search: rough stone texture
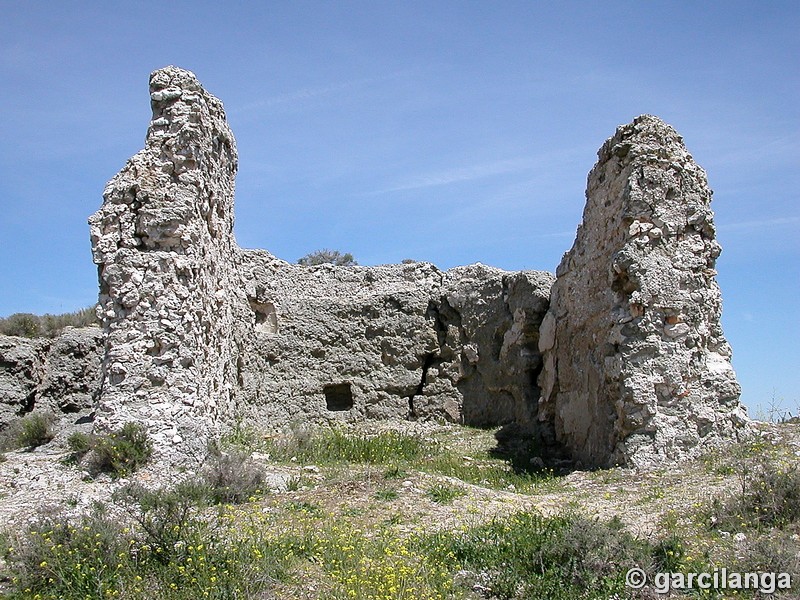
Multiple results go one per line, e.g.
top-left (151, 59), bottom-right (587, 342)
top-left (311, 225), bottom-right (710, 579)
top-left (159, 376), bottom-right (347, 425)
top-left (0, 336), bottom-right (44, 427)
top-left (538, 115), bottom-right (748, 468)
top-left (89, 67), bottom-right (249, 452)
top-left (89, 67), bottom-right (552, 454)
top-left (0, 327), bottom-right (103, 431)
top-left (238, 253), bottom-right (553, 431)
top-left (84, 69), bottom-right (745, 468)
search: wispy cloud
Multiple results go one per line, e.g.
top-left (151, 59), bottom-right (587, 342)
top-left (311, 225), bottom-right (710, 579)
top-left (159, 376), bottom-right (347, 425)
top-left (720, 215), bottom-right (800, 232)
top-left (374, 156), bottom-right (549, 195)
top-left (708, 132), bottom-right (800, 169)
top-left (373, 143), bottom-right (593, 196)
top-left (232, 69), bottom-right (420, 117)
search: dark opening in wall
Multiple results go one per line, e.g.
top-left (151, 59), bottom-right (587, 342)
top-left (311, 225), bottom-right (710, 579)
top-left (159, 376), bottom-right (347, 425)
top-left (324, 383), bottom-right (354, 411)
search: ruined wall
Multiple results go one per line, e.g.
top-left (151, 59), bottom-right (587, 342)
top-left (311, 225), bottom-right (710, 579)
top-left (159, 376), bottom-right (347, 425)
top-left (82, 69), bottom-right (745, 467)
top-left (0, 327), bottom-right (102, 431)
top-left (88, 67), bottom-right (553, 452)
top-left (89, 67), bottom-right (249, 451)
top-left (538, 115), bottom-right (748, 468)
top-left (238, 252), bottom-right (553, 430)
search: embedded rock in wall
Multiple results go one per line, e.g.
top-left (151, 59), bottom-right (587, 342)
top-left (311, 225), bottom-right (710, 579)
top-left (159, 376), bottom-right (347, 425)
top-left (237, 253), bottom-right (554, 431)
top-left (0, 327), bottom-right (103, 431)
top-left (538, 115), bottom-right (748, 468)
top-left (89, 67), bottom-right (249, 451)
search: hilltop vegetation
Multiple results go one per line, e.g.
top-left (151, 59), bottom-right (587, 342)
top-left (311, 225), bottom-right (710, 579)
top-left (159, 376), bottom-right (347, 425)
top-left (0, 307), bottom-right (98, 338)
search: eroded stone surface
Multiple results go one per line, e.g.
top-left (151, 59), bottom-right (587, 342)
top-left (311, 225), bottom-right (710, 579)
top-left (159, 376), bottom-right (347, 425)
top-left (0, 327), bottom-right (102, 431)
top-left (238, 253), bottom-right (553, 431)
top-left (89, 67), bottom-right (249, 452)
top-left (88, 67), bottom-right (554, 455)
top-left (82, 71), bottom-right (746, 468)
top-left (538, 115), bottom-right (748, 468)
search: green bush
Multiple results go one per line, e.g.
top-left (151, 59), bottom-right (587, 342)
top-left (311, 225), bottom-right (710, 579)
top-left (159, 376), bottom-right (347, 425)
top-left (0, 306), bottom-right (98, 338)
top-left (0, 413), bottom-right (55, 450)
top-left (297, 248), bottom-right (358, 266)
top-left (90, 422), bottom-right (153, 476)
top-left (66, 431), bottom-right (92, 454)
top-left (19, 413), bottom-right (54, 448)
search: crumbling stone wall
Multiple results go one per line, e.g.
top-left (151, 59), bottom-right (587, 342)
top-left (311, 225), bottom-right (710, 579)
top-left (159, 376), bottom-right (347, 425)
top-left (0, 327), bottom-right (102, 431)
top-left (80, 69), bottom-right (748, 467)
top-left (238, 252), bottom-right (553, 429)
top-left (87, 67), bottom-right (552, 455)
top-left (89, 67), bottom-right (249, 451)
top-left (537, 115), bottom-right (748, 468)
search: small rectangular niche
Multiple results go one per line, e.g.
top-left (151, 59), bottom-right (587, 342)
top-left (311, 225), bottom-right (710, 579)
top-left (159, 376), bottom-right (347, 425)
top-left (324, 383), bottom-right (354, 411)
top-left (249, 299), bottom-right (278, 334)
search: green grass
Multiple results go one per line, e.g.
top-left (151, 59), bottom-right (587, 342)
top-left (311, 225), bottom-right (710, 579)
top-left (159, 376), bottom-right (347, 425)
top-left (374, 488), bottom-right (399, 501)
top-left (259, 425), bottom-right (555, 494)
top-left (264, 427), bottom-right (431, 465)
top-left (426, 483), bottom-right (465, 504)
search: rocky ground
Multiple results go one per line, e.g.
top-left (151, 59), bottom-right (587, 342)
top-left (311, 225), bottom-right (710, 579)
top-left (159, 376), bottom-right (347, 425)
top-left (0, 419), bottom-right (798, 598)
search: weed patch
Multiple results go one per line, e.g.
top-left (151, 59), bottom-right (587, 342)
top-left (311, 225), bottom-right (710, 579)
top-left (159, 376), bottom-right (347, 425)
top-left (418, 511), bottom-right (674, 599)
top-left (426, 482), bottom-right (465, 504)
top-left (87, 422), bottom-right (153, 476)
top-left (0, 413), bottom-right (54, 451)
top-left (709, 459), bottom-right (800, 530)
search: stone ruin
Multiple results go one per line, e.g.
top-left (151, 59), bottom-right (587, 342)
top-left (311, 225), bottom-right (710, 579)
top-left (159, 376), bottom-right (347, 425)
top-left (0, 66), bottom-right (749, 468)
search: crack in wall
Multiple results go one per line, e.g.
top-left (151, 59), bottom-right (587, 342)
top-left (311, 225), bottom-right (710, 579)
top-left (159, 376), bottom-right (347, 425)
top-left (407, 352), bottom-right (436, 419)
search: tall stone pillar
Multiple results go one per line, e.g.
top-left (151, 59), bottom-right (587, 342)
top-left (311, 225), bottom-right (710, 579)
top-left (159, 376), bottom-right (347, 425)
top-left (538, 115), bottom-right (748, 468)
top-left (89, 67), bottom-right (246, 452)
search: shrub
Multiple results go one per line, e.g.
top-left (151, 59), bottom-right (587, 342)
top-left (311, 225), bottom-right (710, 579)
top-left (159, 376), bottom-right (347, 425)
top-left (66, 431), bottom-right (92, 454)
top-left (1, 504), bottom-right (130, 598)
top-left (419, 511), bottom-right (660, 599)
top-left (201, 447), bottom-right (266, 504)
top-left (3, 491), bottom-right (291, 599)
top-left (0, 313), bottom-right (41, 337)
top-left (91, 422), bottom-right (153, 476)
top-left (0, 413), bottom-right (55, 450)
top-left (0, 306), bottom-right (98, 338)
top-left (297, 248), bottom-right (358, 266)
top-left (710, 459), bottom-right (800, 530)
top-left (18, 413), bottom-right (54, 448)
top-left (115, 482), bottom-right (209, 563)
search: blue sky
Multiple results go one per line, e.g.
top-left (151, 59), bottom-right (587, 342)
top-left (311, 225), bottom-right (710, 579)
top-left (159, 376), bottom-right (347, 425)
top-left (0, 1), bottom-right (797, 417)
